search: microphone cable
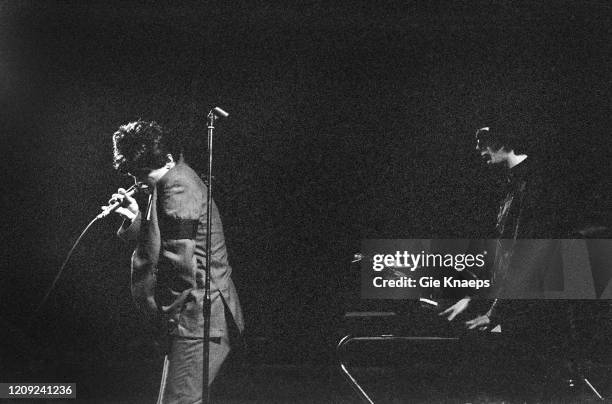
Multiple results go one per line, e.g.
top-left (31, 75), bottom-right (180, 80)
top-left (33, 215), bottom-right (101, 317)
top-left (32, 183), bottom-right (140, 322)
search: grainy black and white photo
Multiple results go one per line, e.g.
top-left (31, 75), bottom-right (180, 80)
top-left (1, 1), bottom-right (611, 403)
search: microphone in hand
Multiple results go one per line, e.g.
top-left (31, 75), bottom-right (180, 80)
top-left (97, 184), bottom-right (141, 220)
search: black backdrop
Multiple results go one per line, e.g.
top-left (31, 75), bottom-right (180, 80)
top-left (2, 0), bottom-right (611, 384)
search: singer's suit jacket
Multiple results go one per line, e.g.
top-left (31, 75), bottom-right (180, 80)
top-left (118, 160), bottom-right (244, 339)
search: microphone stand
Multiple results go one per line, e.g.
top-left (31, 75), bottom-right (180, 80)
top-left (202, 107), bottom-right (228, 404)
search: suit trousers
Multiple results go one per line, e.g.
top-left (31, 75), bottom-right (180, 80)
top-left (156, 334), bottom-right (230, 404)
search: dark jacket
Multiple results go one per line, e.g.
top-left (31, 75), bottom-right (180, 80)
top-left (488, 158), bottom-right (564, 325)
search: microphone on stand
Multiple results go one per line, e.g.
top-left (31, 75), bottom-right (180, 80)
top-left (96, 183), bottom-right (140, 219)
top-left (209, 107), bottom-right (229, 119)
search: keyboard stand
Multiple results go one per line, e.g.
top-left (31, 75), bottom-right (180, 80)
top-left (337, 334), bottom-right (460, 404)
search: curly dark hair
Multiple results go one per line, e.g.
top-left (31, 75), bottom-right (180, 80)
top-left (112, 120), bottom-right (172, 174)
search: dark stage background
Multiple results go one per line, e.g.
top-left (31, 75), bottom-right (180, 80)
top-left (1, 1), bottom-right (611, 401)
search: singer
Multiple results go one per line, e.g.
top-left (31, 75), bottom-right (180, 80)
top-left (109, 120), bottom-right (244, 403)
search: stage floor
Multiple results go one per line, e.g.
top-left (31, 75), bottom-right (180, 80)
top-left (29, 362), bottom-right (611, 404)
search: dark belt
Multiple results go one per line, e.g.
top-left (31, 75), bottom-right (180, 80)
top-left (161, 219), bottom-right (199, 240)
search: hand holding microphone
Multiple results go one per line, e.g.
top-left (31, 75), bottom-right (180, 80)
top-left (98, 185), bottom-right (141, 220)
